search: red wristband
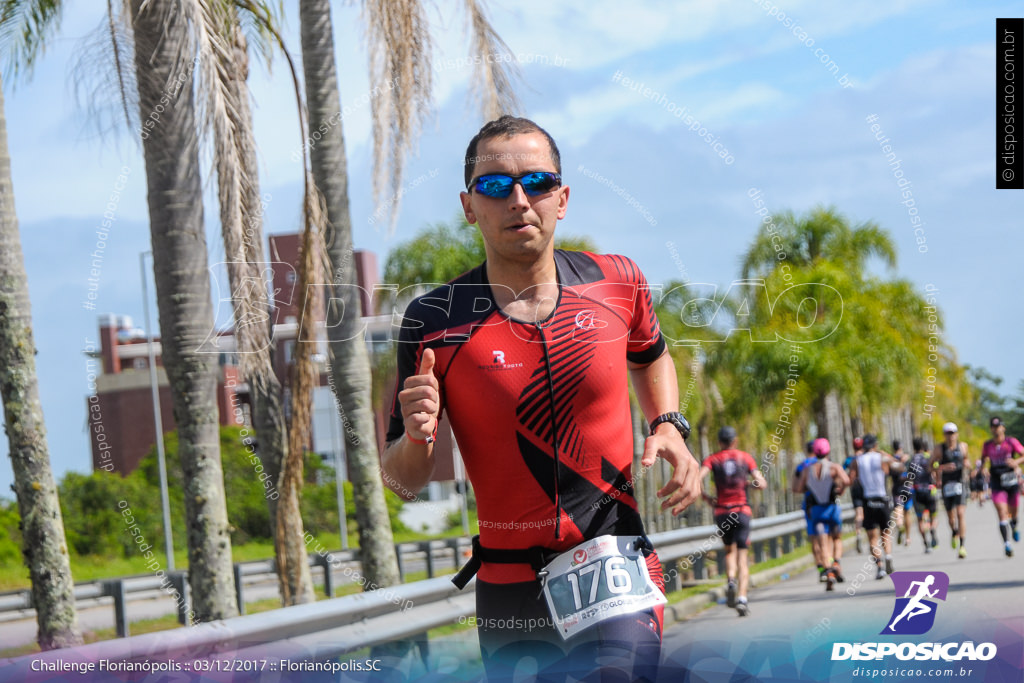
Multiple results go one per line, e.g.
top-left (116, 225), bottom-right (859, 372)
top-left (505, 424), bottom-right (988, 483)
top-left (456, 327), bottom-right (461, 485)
top-left (406, 425), bottom-right (437, 445)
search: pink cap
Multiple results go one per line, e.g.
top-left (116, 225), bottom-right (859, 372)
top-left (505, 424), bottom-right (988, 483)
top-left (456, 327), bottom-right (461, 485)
top-left (812, 438), bottom-right (831, 456)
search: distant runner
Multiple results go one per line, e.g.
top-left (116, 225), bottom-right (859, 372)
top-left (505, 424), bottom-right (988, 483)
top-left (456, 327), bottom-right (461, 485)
top-left (978, 416), bottom-right (1024, 557)
top-left (907, 437), bottom-right (938, 552)
top-left (890, 439), bottom-right (913, 547)
top-left (795, 438), bottom-right (850, 591)
top-left (845, 436), bottom-right (867, 554)
top-left (700, 426), bottom-right (767, 616)
top-left (969, 465), bottom-right (989, 507)
top-left (931, 422), bottom-right (969, 559)
top-left (849, 434), bottom-right (900, 579)
top-left (793, 440), bottom-right (828, 581)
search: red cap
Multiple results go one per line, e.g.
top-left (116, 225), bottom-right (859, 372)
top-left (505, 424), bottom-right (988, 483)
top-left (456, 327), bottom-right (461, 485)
top-left (853, 437), bottom-right (864, 449)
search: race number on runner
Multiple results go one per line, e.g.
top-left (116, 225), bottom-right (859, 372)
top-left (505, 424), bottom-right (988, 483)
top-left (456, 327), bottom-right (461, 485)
top-left (541, 535), bottom-right (666, 640)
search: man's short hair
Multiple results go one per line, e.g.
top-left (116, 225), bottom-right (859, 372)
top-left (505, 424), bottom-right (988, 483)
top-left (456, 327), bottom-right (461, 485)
top-left (463, 115), bottom-right (562, 187)
top-left (717, 425), bottom-right (737, 444)
top-left (912, 436), bottom-right (927, 453)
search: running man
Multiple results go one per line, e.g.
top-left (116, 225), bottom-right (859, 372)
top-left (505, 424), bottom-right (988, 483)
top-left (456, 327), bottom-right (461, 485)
top-left (969, 462), bottom-right (988, 507)
top-left (793, 440), bottom-right (828, 581)
top-left (931, 422), bottom-right (969, 559)
top-left (845, 436), bottom-right (866, 553)
top-left (978, 416), bottom-right (1024, 557)
top-left (849, 434), bottom-right (900, 579)
top-left (382, 116), bottom-right (701, 682)
top-left (887, 575), bottom-right (939, 632)
top-left (795, 438), bottom-right (850, 591)
top-left (907, 437), bottom-right (939, 552)
top-left (700, 426), bottom-right (767, 616)
top-left (890, 439), bottom-right (913, 547)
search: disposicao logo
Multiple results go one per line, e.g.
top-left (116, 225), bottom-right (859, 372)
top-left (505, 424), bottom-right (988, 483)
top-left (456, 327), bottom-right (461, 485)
top-left (882, 571), bottom-right (948, 635)
top-left (832, 571), bottom-right (997, 662)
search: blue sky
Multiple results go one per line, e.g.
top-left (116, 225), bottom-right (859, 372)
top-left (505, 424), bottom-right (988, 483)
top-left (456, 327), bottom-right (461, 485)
top-left (2, 0), bottom-right (1022, 496)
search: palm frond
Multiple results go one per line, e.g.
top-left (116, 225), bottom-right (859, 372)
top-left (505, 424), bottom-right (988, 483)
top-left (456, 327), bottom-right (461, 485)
top-left (0, 0), bottom-right (64, 80)
top-left (363, 0), bottom-right (433, 232)
top-left (233, 0), bottom-right (281, 72)
top-left (105, 0), bottom-right (134, 129)
top-left (178, 0), bottom-right (275, 383)
top-left (463, 0), bottom-right (521, 120)
top-left (68, 1), bottom-right (138, 143)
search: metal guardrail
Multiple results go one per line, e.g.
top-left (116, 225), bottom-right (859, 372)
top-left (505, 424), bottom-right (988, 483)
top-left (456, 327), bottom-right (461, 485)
top-left (0, 537), bottom-right (472, 636)
top-left (2, 509), bottom-right (845, 679)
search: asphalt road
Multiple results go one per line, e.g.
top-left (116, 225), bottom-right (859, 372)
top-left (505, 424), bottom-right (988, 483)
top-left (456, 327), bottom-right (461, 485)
top-left (657, 501), bottom-right (1024, 682)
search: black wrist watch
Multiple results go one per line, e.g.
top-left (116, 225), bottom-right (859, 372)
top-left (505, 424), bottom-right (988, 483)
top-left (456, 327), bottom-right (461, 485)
top-left (649, 412), bottom-right (691, 440)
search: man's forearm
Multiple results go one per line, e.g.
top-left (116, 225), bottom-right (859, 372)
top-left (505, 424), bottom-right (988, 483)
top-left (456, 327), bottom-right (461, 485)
top-left (381, 437), bottom-right (436, 499)
top-left (628, 350), bottom-right (680, 421)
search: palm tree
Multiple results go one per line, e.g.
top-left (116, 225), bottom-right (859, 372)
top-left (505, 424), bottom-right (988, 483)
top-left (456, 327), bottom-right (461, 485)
top-left (205, 2), bottom-right (315, 605)
top-left (741, 205), bottom-right (896, 279)
top-left (299, 0), bottom-right (402, 591)
top-left (0, 73), bottom-right (83, 650)
top-left (129, 0), bottom-right (237, 621)
top-left (0, 1), bottom-right (83, 650)
top-left (737, 206), bottom-right (900, 455)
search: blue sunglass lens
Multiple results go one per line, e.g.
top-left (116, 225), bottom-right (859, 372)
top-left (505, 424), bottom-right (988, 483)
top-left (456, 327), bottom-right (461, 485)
top-left (474, 173), bottom-right (560, 197)
top-left (476, 176), bottom-right (515, 197)
top-left (520, 173), bottom-right (559, 194)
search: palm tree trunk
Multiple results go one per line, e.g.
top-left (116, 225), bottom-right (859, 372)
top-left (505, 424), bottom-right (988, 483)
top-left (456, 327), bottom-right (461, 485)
top-left (130, 0), bottom-right (237, 621)
top-left (0, 76), bottom-right (83, 651)
top-left (217, 11), bottom-right (313, 605)
top-left (815, 390), bottom-right (846, 462)
top-left (299, 0), bottom-right (400, 589)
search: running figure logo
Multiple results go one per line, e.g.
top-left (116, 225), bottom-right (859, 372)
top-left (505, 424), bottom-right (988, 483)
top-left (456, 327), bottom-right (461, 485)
top-left (881, 571), bottom-right (949, 635)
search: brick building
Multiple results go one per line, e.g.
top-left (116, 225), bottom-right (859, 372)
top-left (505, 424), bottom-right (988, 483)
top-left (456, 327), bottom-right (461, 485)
top-left (87, 237), bottom-right (459, 489)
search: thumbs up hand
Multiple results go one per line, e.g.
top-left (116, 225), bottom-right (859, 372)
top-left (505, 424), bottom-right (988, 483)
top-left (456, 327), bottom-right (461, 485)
top-left (398, 347), bottom-right (440, 445)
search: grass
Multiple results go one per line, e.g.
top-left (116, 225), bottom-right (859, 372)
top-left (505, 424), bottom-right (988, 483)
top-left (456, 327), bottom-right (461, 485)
top-left (0, 595), bottom-right (301, 659)
top-left (0, 513), bottom-right (478, 592)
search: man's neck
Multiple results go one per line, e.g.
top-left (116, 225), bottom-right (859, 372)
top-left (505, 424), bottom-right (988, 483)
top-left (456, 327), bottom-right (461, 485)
top-left (485, 252), bottom-right (559, 321)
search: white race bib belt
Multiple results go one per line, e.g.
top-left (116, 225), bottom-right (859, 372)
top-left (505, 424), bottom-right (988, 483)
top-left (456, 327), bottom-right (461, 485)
top-left (942, 481), bottom-right (963, 497)
top-left (540, 535), bottom-right (666, 641)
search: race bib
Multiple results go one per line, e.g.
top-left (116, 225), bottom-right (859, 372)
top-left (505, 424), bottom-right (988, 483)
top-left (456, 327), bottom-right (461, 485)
top-left (999, 471), bottom-right (1019, 489)
top-left (866, 498), bottom-right (889, 510)
top-left (942, 481), bottom-right (963, 498)
top-left (541, 535), bottom-right (666, 641)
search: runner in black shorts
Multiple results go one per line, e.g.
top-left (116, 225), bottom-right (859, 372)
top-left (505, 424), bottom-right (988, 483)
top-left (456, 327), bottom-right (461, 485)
top-left (845, 437), bottom-right (866, 553)
top-left (907, 437), bottom-right (938, 552)
top-left (890, 440), bottom-right (913, 546)
top-left (849, 434), bottom-right (899, 578)
top-left (969, 468), bottom-right (987, 506)
top-left (700, 427), bottom-right (766, 616)
top-left (931, 422), bottom-right (969, 558)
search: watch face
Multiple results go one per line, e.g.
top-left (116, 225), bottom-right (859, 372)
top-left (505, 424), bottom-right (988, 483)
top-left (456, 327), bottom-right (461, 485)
top-left (667, 413), bottom-right (690, 440)
top-left (651, 413), bottom-right (690, 439)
